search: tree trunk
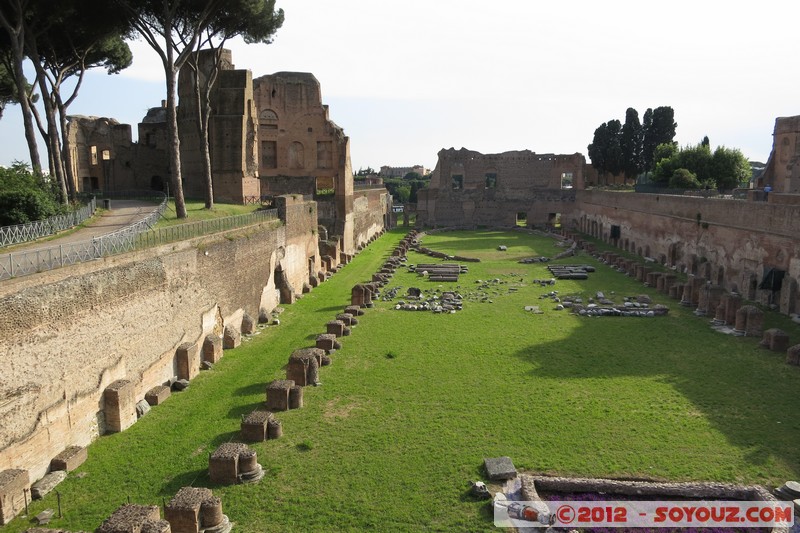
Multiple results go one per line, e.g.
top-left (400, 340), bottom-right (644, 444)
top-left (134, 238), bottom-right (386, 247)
top-left (58, 99), bottom-right (77, 200)
top-left (32, 64), bottom-right (68, 204)
top-left (165, 59), bottom-right (187, 218)
top-left (10, 50), bottom-right (42, 174)
top-left (191, 49), bottom-right (217, 210)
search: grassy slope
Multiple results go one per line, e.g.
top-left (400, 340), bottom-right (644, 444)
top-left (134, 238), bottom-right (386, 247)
top-left (156, 200), bottom-right (263, 227)
top-left (4, 229), bottom-right (800, 532)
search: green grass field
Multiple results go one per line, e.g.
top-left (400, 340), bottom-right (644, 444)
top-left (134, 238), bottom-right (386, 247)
top-left (5, 229), bottom-right (800, 532)
top-left (155, 199), bottom-right (263, 227)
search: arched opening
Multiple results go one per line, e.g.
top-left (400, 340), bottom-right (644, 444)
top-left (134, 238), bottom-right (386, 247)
top-left (150, 175), bottom-right (164, 192)
top-left (274, 265), bottom-right (293, 304)
top-left (516, 212), bottom-right (527, 227)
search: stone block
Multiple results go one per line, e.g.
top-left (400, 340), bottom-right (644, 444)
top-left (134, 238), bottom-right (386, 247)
top-left (326, 320), bottom-right (346, 337)
top-left (344, 305), bottom-right (365, 316)
top-left (223, 326), bottom-right (241, 349)
top-left (50, 445), bottom-right (87, 472)
top-left (315, 333), bottom-right (341, 352)
top-left (289, 386), bottom-right (304, 409)
top-left (209, 443), bottom-right (260, 485)
top-left (94, 504), bottom-right (161, 533)
top-left (267, 418), bottom-right (282, 439)
top-left (145, 385), bottom-right (171, 406)
top-left (266, 380), bottom-right (294, 411)
top-left (760, 328), bottom-right (790, 353)
top-left (104, 379), bottom-right (136, 433)
top-left (241, 313), bottom-right (256, 335)
top-left (0, 469), bottom-right (29, 525)
top-left (202, 334), bottom-right (223, 364)
top-left (31, 470), bottom-right (67, 500)
top-left (336, 313), bottom-right (358, 326)
top-left (240, 410), bottom-right (272, 442)
top-left (176, 342), bottom-right (200, 381)
top-left (136, 399), bottom-right (151, 418)
top-left (786, 344), bottom-right (800, 366)
top-left (165, 487), bottom-right (207, 533)
top-left (286, 348), bottom-right (321, 386)
top-left (721, 293), bottom-right (742, 325)
top-left (484, 457), bottom-right (517, 481)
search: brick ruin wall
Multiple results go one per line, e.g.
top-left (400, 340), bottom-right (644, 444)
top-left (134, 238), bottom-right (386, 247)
top-left (352, 188), bottom-right (390, 247)
top-left (0, 197), bottom-right (322, 481)
top-left (417, 148), bottom-right (584, 227)
top-left (571, 190), bottom-right (800, 314)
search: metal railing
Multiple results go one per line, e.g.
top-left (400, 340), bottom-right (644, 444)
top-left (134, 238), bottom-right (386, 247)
top-left (354, 183), bottom-right (387, 191)
top-left (0, 197), bottom-right (97, 247)
top-left (0, 198), bottom-right (278, 280)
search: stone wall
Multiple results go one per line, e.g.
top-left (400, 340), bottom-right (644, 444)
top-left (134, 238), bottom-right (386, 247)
top-left (417, 147), bottom-right (583, 227)
top-left (0, 196), bottom-right (319, 482)
top-left (352, 188), bottom-right (390, 248)
top-left (572, 190), bottom-right (800, 313)
top-left (762, 115), bottom-right (800, 193)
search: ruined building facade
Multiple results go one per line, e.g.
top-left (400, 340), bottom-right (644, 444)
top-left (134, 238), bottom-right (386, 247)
top-left (66, 49), bottom-right (387, 255)
top-left (416, 148), bottom-right (586, 227)
top-left (761, 116), bottom-right (800, 193)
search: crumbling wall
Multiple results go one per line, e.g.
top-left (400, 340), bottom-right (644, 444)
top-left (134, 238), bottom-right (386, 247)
top-left (572, 190), bottom-right (800, 313)
top-left (352, 188), bottom-right (390, 248)
top-left (0, 212), bottom-right (312, 481)
top-left (761, 115), bottom-right (800, 193)
top-left (418, 147), bottom-right (583, 227)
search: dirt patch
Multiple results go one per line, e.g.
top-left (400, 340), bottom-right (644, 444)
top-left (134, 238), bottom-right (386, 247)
top-left (323, 397), bottom-right (361, 421)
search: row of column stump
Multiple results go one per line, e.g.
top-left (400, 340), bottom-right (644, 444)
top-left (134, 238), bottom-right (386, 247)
top-left (563, 231), bottom-right (798, 368)
top-left (9, 231), bottom-right (395, 531)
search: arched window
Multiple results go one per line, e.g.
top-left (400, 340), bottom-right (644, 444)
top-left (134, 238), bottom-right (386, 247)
top-left (260, 109), bottom-right (278, 130)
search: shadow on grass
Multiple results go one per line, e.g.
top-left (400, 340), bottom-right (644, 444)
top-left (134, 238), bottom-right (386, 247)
top-left (227, 401), bottom-right (264, 420)
top-left (233, 382), bottom-right (264, 397)
top-left (158, 467), bottom-right (209, 496)
top-left (512, 314), bottom-right (800, 479)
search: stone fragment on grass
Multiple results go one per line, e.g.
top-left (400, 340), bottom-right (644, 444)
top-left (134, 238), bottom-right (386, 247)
top-left (484, 456), bottom-right (517, 481)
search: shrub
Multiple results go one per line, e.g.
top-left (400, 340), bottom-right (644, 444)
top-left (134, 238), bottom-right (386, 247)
top-left (669, 168), bottom-right (701, 189)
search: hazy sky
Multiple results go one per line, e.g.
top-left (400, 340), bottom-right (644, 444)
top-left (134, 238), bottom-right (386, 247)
top-left (1, 0), bottom-right (798, 171)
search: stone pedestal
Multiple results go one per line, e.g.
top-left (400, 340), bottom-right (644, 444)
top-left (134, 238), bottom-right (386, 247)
top-left (266, 380), bottom-right (294, 411)
top-left (104, 379), bottom-right (136, 433)
top-left (786, 344), bottom-right (800, 366)
top-left (176, 342), bottom-right (200, 381)
top-left (286, 348), bottom-right (322, 386)
top-left (335, 313), bottom-right (358, 326)
top-left (326, 320), bottom-right (347, 337)
top-left (734, 305), bottom-right (763, 336)
top-left (289, 386), bottom-right (304, 409)
top-left (0, 469), bottom-right (29, 525)
top-left (166, 487), bottom-right (230, 533)
top-left (145, 385), bottom-right (171, 406)
top-left (760, 329), bottom-right (790, 352)
top-left (95, 504), bottom-right (164, 533)
top-left (50, 445), bottom-right (87, 472)
top-left (240, 410), bottom-right (273, 442)
top-left (316, 333), bottom-right (341, 353)
top-left (203, 334), bottom-right (223, 364)
top-left (241, 313), bottom-right (256, 335)
top-left (723, 293), bottom-right (742, 325)
top-left (223, 326), bottom-right (241, 349)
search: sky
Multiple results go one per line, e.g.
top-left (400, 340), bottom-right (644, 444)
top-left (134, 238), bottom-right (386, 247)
top-left (1, 0), bottom-right (798, 172)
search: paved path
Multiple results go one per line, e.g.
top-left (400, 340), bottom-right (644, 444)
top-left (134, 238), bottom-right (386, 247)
top-left (4, 200), bottom-right (163, 252)
top-left (0, 200), bottom-right (163, 280)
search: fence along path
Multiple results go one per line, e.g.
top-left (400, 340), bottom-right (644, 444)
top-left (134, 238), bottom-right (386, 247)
top-left (0, 199), bottom-right (279, 280)
top-left (0, 197), bottom-right (97, 247)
